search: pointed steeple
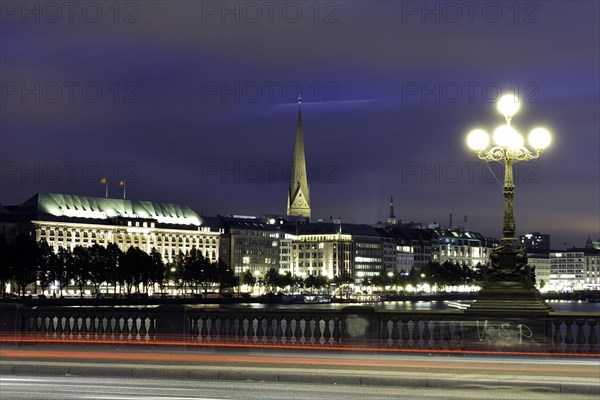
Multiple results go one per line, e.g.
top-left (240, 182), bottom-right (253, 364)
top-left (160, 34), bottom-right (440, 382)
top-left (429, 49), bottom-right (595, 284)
top-left (287, 95), bottom-right (311, 219)
top-left (387, 195), bottom-right (397, 225)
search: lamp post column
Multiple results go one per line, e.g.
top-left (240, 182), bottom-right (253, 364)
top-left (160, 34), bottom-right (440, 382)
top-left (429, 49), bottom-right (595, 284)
top-left (502, 157), bottom-right (516, 245)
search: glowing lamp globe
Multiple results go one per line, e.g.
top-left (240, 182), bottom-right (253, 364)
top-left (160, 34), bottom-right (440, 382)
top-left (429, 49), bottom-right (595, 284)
top-left (528, 127), bottom-right (552, 149)
top-left (507, 129), bottom-right (524, 150)
top-left (497, 94), bottom-right (520, 118)
top-left (467, 129), bottom-right (489, 151)
top-left (493, 125), bottom-right (518, 147)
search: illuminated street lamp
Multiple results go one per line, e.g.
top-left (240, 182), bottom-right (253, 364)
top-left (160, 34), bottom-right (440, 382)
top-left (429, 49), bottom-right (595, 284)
top-left (467, 95), bottom-right (551, 245)
top-left (465, 94), bottom-right (552, 312)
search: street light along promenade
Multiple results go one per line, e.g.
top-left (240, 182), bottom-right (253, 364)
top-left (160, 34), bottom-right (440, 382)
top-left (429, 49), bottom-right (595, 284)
top-left (465, 94), bottom-right (553, 318)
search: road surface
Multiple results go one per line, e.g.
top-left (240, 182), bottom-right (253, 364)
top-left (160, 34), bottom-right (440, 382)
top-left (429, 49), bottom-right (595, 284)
top-left (1, 344), bottom-right (598, 397)
top-left (1, 375), bottom-right (598, 400)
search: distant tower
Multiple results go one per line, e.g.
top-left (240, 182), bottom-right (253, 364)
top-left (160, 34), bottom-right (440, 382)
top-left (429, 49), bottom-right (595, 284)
top-left (387, 195), bottom-right (397, 225)
top-left (287, 96), bottom-right (311, 219)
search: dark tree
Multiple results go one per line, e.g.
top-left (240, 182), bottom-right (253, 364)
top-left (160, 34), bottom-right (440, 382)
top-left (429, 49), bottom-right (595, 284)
top-left (120, 247), bottom-right (144, 295)
top-left (240, 270), bottom-right (256, 287)
top-left (304, 274), bottom-right (328, 293)
top-left (88, 243), bottom-right (111, 297)
top-left (183, 248), bottom-right (214, 295)
top-left (165, 251), bottom-right (184, 294)
top-left (264, 267), bottom-right (281, 292)
top-left (0, 235), bottom-right (9, 297)
top-left (105, 243), bottom-right (122, 295)
top-left (10, 235), bottom-right (39, 296)
top-left (70, 245), bottom-right (91, 298)
top-left (279, 272), bottom-right (294, 290)
top-left (54, 247), bottom-right (72, 296)
top-left (371, 273), bottom-right (391, 287)
top-left (147, 248), bottom-right (165, 294)
top-left (36, 240), bottom-right (58, 295)
top-left (214, 259), bottom-right (238, 295)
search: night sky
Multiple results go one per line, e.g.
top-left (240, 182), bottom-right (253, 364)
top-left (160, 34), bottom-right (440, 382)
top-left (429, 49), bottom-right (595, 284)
top-left (1, 1), bottom-right (599, 248)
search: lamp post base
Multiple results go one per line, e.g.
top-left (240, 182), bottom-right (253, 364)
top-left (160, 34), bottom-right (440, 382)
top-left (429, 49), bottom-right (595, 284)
top-left (468, 281), bottom-right (552, 316)
top-left (463, 244), bottom-right (553, 352)
top-left (464, 283), bottom-right (552, 352)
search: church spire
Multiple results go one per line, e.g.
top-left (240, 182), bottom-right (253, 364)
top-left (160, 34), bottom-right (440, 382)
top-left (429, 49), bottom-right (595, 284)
top-left (287, 95), bottom-right (311, 219)
top-left (387, 195), bottom-right (397, 225)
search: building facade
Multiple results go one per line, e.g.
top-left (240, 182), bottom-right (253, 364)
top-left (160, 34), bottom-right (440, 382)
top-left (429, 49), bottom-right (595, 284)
top-left (432, 229), bottom-right (492, 268)
top-left (529, 250), bottom-right (585, 291)
top-left (1, 193), bottom-right (222, 264)
top-left (213, 215), bottom-right (283, 277)
top-left (519, 232), bottom-right (551, 251)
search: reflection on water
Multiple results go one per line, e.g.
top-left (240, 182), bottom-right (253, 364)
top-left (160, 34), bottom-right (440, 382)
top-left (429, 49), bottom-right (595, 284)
top-left (188, 300), bottom-right (600, 312)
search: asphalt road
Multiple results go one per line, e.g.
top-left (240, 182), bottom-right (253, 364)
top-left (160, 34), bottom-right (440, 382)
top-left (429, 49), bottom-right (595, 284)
top-left (1, 375), bottom-right (598, 400)
top-left (1, 344), bottom-right (598, 397)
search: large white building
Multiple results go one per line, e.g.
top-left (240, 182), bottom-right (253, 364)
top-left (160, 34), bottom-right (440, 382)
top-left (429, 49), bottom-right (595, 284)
top-left (432, 229), bottom-right (494, 268)
top-left (1, 193), bottom-right (222, 264)
top-left (529, 249), bottom-right (596, 292)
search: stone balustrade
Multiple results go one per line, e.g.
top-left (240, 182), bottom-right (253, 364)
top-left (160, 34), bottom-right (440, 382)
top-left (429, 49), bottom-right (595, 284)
top-left (0, 303), bottom-right (598, 354)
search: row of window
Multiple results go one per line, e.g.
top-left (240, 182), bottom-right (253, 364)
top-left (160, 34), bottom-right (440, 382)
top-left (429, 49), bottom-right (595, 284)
top-left (40, 229), bottom-right (217, 244)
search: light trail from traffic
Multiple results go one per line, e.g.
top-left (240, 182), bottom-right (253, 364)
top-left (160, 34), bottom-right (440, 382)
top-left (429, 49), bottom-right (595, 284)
top-left (1, 333), bottom-right (598, 358)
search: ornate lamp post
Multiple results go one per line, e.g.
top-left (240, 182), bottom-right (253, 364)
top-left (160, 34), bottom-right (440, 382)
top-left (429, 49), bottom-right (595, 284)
top-left (465, 94), bottom-right (552, 313)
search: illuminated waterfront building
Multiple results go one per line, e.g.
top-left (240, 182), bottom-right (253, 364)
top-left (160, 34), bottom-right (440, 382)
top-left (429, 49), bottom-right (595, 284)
top-left (210, 215), bottom-right (283, 277)
top-left (0, 193), bottom-right (222, 263)
top-left (287, 223), bottom-right (382, 280)
top-left (432, 229), bottom-right (494, 268)
top-left (527, 247), bottom-right (600, 292)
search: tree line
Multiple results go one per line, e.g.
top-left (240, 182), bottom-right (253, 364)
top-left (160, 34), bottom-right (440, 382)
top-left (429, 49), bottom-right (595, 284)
top-left (0, 235), bottom-right (481, 298)
top-left (0, 235), bottom-right (238, 298)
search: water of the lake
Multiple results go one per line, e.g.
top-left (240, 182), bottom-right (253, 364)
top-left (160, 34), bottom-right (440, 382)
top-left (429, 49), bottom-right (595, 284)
top-left (187, 300), bottom-right (600, 313)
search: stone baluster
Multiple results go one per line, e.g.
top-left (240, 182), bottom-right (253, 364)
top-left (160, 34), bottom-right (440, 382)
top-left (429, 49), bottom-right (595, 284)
top-left (552, 320), bottom-right (563, 352)
top-left (323, 316), bottom-right (332, 346)
top-left (431, 320), bottom-right (441, 349)
top-left (294, 317), bottom-right (303, 344)
top-left (139, 316), bottom-right (148, 341)
top-left (588, 319), bottom-right (597, 353)
top-left (380, 317), bottom-right (390, 347)
top-left (237, 317), bottom-right (246, 343)
top-left (191, 317), bottom-right (199, 341)
top-left (332, 316), bottom-right (341, 346)
top-left (400, 317), bottom-right (410, 349)
top-left (313, 316), bottom-right (322, 345)
top-left (441, 320), bottom-right (451, 350)
top-left (564, 319), bottom-right (575, 352)
top-left (274, 316), bottom-right (283, 344)
top-left (391, 317), bottom-right (401, 348)
top-left (148, 316), bottom-right (156, 341)
top-left (247, 317), bottom-right (256, 343)
top-left (422, 319), bottom-right (432, 350)
top-left (575, 319), bottom-right (586, 353)
top-left (284, 317), bottom-right (292, 344)
top-left (208, 317), bottom-right (217, 342)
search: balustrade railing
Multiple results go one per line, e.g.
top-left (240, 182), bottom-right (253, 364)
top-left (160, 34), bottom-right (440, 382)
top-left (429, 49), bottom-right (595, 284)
top-left (17, 306), bottom-right (158, 342)
top-left (187, 309), bottom-right (342, 346)
top-left (378, 311), bottom-right (465, 351)
top-left (0, 303), bottom-right (597, 355)
top-left (549, 313), bottom-right (598, 354)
